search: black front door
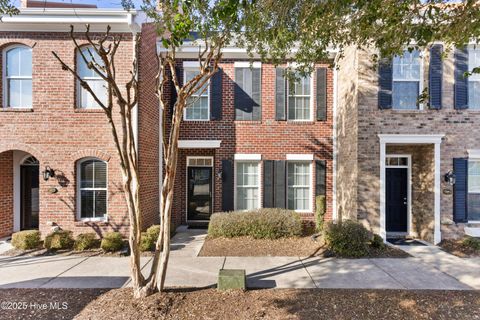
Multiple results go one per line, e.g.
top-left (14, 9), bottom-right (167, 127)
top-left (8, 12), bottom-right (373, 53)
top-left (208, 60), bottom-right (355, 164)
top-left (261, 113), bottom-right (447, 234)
top-left (20, 165), bottom-right (39, 230)
top-left (386, 168), bottom-right (408, 232)
top-left (187, 167), bottom-right (213, 221)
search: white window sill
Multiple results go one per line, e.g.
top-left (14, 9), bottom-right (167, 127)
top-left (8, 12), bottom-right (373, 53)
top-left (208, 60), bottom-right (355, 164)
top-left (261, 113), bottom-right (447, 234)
top-left (78, 218), bottom-right (108, 223)
top-left (184, 119), bottom-right (210, 122)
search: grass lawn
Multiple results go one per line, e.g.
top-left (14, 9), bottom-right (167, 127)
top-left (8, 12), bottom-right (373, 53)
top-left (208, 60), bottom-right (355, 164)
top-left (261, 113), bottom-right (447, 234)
top-left (1, 288), bottom-right (478, 319)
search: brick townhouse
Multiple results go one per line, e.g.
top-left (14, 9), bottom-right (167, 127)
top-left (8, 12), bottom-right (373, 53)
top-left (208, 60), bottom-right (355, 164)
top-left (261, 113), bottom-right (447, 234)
top-left (336, 45), bottom-right (480, 244)
top-left (0, 3), bottom-right (160, 238)
top-left (168, 56), bottom-right (336, 228)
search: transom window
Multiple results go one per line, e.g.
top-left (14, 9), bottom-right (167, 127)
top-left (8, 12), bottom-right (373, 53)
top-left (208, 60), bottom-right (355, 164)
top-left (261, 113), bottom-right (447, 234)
top-left (235, 161), bottom-right (261, 210)
top-left (386, 156), bottom-right (409, 167)
top-left (4, 46), bottom-right (32, 108)
top-left (184, 68), bottom-right (209, 120)
top-left (78, 158), bottom-right (107, 220)
top-left (77, 46), bottom-right (107, 109)
top-left (287, 162), bottom-right (312, 211)
top-left (392, 50), bottom-right (422, 110)
top-left (288, 74), bottom-right (312, 120)
top-left (187, 157), bottom-right (213, 167)
top-left (468, 47), bottom-right (480, 109)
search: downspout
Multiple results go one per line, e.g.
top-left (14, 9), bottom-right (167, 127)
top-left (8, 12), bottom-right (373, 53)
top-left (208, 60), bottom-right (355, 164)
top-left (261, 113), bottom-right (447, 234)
top-left (332, 52), bottom-right (339, 221)
top-left (128, 12), bottom-right (139, 154)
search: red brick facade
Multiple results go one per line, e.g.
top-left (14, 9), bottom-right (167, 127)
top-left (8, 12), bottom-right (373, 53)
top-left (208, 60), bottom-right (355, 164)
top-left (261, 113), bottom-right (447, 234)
top-left (0, 25), bottom-right (159, 238)
top-left (169, 60), bottom-right (334, 227)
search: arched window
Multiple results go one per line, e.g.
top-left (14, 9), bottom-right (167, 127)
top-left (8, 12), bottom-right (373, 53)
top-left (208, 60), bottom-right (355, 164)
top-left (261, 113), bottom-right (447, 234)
top-left (4, 45), bottom-right (32, 108)
top-left (77, 46), bottom-right (107, 109)
top-left (77, 158), bottom-right (107, 220)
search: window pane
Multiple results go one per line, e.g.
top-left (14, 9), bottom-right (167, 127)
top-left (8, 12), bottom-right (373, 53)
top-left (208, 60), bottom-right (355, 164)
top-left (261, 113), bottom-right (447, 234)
top-left (393, 50), bottom-right (421, 80)
top-left (288, 75), bottom-right (311, 120)
top-left (94, 190), bottom-right (107, 218)
top-left (80, 79), bottom-right (107, 109)
top-left (81, 190), bottom-right (94, 218)
top-left (287, 162), bottom-right (311, 211)
top-left (78, 47), bottom-right (104, 78)
top-left (185, 95), bottom-right (209, 120)
top-left (468, 48), bottom-right (480, 81)
top-left (392, 81), bottom-right (419, 110)
top-left (468, 81), bottom-right (480, 109)
top-left (94, 161), bottom-right (107, 188)
top-left (81, 160), bottom-right (94, 188)
top-left (469, 161), bottom-right (480, 193)
top-left (235, 162), bottom-right (260, 210)
top-left (7, 47), bottom-right (32, 77)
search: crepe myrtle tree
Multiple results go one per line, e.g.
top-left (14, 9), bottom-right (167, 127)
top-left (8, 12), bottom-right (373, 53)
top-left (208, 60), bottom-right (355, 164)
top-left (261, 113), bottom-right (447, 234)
top-left (52, 0), bottom-right (249, 298)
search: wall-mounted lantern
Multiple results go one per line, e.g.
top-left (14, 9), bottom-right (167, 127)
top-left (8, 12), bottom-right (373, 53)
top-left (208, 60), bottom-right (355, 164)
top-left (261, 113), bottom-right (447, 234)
top-left (43, 166), bottom-right (55, 181)
top-left (444, 170), bottom-right (456, 186)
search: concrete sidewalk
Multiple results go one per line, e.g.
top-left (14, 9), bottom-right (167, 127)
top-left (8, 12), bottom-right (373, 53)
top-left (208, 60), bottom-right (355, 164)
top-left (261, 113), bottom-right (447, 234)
top-left (0, 229), bottom-right (476, 290)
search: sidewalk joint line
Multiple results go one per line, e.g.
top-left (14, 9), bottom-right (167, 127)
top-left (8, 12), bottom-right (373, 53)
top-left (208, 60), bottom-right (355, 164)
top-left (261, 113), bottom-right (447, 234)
top-left (299, 257), bottom-right (318, 289)
top-left (368, 258), bottom-right (407, 289)
top-left (39, 256), bottom-right (91, 288)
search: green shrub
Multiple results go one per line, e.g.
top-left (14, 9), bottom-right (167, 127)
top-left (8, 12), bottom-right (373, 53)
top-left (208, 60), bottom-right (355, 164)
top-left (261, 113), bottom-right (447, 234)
top-left (370, 233), bottom-right (385, 249)
top-left (315, 195), bottom-right (326, 232)
top-left (139, 225), bottom-right (161, 252)
top-left (11, 230), bottom-right (41, 250)
top-left (44, 230), bottom-right (74, 250)
top-left (74, 233), bottom-right (99, 251)
top-left (324, 220), bottom-right (371, 257)
top-left (463, 236), bottom-right (480, 250)
top-left (101, 232), bottom-right (124, 252)
top-left (208, 209), bottom-right (303, 239)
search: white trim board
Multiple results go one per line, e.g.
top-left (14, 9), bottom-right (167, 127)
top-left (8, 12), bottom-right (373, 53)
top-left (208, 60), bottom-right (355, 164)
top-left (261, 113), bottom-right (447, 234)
top-left (178, 140), bottom-right (221, 149)
top-left (234, 61), bottom-right (261, 68)
top-left (234, 154), bottom-right (262, 161)
top-left (468, 149), bottom-right (480, 159)
top-left (286, 154), bottom-right (314, 161)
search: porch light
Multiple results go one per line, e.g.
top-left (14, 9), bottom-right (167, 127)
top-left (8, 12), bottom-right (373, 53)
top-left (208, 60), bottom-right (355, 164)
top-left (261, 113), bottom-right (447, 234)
top-left (43, 166), bottom-right (55, 181)
top-left (444, 170), bottom-right (456, 186)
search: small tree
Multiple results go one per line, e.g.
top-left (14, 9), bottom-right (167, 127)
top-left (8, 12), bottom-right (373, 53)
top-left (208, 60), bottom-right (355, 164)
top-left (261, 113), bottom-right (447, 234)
top-left (53, 0), bottom-right (248, 298)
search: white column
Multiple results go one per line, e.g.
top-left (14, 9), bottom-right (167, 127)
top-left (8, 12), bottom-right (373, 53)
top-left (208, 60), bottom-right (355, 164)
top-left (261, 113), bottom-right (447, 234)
top-left (379, 140), bottom-right (386, 241)
top-left (434, 142), bottom-right (442, 244)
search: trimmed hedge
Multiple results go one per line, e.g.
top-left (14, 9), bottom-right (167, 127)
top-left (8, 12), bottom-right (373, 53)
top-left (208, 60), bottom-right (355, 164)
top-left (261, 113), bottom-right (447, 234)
top-left (74, 233), bottom-right (100, 251)
top-left (463, 236), bottom-right (480, 250)
top-left (44, 230), bottom-right (74, 250)
top-left (139, 225), bottom-right (161, 252)
top-left (324, 220), bottom-right (371, 257)
top-left (101, 232), bottom-right (124, 252)
top-left (208, 209), bottom-right (303, 239)
top-left (370, 233), bottom-right (385, 249)
top-left (11, 230), bottom-right (41, 250)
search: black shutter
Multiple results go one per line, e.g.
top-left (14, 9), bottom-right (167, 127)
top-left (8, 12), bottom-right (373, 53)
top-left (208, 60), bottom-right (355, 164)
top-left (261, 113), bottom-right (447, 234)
top-left (315, 160), bottom-right (326, 196)
top-left (221, 159), bottom-right (234, 212)
top-left (429, 44), bottom-right (443, 110)
top-left (263, 160), bottom-right (274, 208)
top-left (170, 66), bottom-right (182, 118)
top-left (316, 68), bottom-right (327, 121)
top-left (454, 47), bottom-right (469, 110)
top-left (275, 67), bottom-right (287, 120)
top-left (453, 158), bottom-right (468, 223)
top-left (210, 68), bottom-right (223, 120)
top-left (274, 160), bottom-right (286, 208)
top-left (234, 67), bottom-right (262, 121)
top-left (378, 58), bottom-right (393, 109)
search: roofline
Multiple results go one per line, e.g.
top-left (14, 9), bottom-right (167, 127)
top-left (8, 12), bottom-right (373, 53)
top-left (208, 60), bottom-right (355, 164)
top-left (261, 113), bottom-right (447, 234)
top-left (0, 8), bottom-right (144, 33)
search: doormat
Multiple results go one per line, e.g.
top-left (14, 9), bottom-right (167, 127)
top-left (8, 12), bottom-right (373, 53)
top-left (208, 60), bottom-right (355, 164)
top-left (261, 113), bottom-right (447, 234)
top-left (387, 238), bottom-right (427, 246)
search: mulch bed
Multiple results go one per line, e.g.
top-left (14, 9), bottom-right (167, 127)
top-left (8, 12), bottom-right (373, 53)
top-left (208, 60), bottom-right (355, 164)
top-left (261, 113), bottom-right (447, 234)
top-left (198, 236), bottom-right (410, 258)
top-left (439, 239), bottom-right (480, 258)
top-left (2, 247), bottom-right (130, 258)
top-left (2, 288), bottom-right (478, 320)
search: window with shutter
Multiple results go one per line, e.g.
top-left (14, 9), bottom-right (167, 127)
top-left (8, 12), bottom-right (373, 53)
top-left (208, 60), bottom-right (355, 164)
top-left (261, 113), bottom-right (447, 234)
top-left (468, 160), bottom-right (480, 221)
top-left (468, 46), bottom-right (480, 109)
top-left (288, 74), bottom-right (313, 120)
top-left (235, 161), bottom-right (261, 210)
top-left (78, 158), bottom-right (107, 220)
top-left (392, 50), bottom-right (422, 110)
top-left (234, 64), bottom-right (261, 120)
top-left (184, 67), bottom-right (210, 120)
top-left (287, 162), bottom-right (312, 212)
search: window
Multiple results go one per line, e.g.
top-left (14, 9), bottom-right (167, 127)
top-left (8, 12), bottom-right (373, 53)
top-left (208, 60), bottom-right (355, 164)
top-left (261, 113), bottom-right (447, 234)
top-left (78, 158), bottom-right (107, 220)
top-left (288, 74), bottom-right (312, 120)
top-left (184, 68), bottom-right (209, 120)
top-left (392, 50), bottom-right (422, 110)
top-left (468, 47), bottom-right (480, 109)
top-left (4, 46), bottom-right (32, 108)
top-left (234, 63), bottom-right (261, 120)
top-left (77, 46), bottom-right (107, 109)
top-left (235, 162), bottom-right (261, 210)
top-left (468, 160), bottom-right (480, 221)
top-left (287, 162), bottom-right (312, 211)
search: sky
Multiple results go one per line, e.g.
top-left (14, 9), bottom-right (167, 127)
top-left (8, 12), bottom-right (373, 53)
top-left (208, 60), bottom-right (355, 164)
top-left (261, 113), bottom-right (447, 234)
top-left (14, 0), bottom-right (144, 9)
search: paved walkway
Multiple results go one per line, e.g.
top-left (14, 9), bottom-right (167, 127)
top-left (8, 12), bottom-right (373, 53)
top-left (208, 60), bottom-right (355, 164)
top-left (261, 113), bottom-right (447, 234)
top-left (0, 229), bottom-right (477, 290)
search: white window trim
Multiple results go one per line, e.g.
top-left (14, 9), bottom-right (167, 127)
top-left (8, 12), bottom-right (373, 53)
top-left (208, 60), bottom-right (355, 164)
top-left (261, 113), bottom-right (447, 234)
top-left (234, 154), bottom-right (262, 161)
top-left (234, 160), bottom-right (262, 211)
top-left (179, 140), bottom-right (221, 149)
top-left (234, 61), bottom-right (261, 68)
top-left (287, 72), bottom-right (314, 121)
top-left (76, 47), bottom-right (106, 109)
top-left (286, 154), bottom-right (314, 161)
top-left (392, 50), bottom-right (424, 110)
top-left (3, 44), bottom-right (32, 109)
top-left (287, 161), bottom-right (313, 213)
top-left (468, 149), bottom-right (480, 159)
top-left (183, 66), bottom-right (210, 121)
top-left (76, 157), bottom-right (108, 222)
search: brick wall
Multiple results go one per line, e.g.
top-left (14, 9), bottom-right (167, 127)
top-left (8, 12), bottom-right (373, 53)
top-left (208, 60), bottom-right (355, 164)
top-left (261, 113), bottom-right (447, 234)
top-left (0, 151), bottom-right (13, 238)
top-left (169, 60), bottom-right (334, 226)
top-left (0, 27), bottom-right (158, 238)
